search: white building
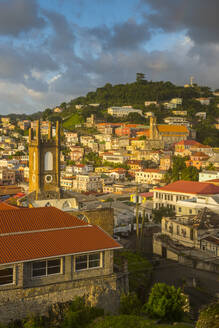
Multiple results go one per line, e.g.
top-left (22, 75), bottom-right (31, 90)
top-left (107, 106), bottom-right (143, 117)
top-left (199, 170), bottom-right (219, 182)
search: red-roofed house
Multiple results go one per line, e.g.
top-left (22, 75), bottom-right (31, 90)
top-left (0, 207), bottom-right (127, 323)
top-left (174, 140), bottom-right (212, 157)
top-left (153, 180), bottom-right (219, 210)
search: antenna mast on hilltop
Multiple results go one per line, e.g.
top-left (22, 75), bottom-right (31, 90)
top-left (190, 76), bottom-right (194, 87)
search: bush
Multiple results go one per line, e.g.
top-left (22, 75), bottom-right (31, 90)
top-left (119, 292), bottom-right (141, 315)
top-left (196, 302), bottom-right (219, 328)
top-left (143, 283), bottom-right (187, 322)
top-left (61, 297), bottom-right (104, 328)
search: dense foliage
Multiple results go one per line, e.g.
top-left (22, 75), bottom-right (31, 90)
top-left (152, 207), bottom-right (175, 224)
top-left (87, 315), bottom-right (193, 328)
top-left (119, 292), bottom-right (142, 315)
top-left (143, 283), bottom-right (188, 322)
top-left (165, 156), bottom-right (199, 183)
top-left (196, 302), bottom-right (219, 328)
top-left (114, 251), bottom-right (152, 300)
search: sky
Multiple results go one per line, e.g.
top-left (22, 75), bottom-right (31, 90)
top-left (1, 0), bottom-right (219, 115)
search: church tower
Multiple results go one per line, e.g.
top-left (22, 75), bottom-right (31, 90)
top-left (149, 115), bottom-right (159, 140)
top-left (29, 121), bottom-right (61, 200)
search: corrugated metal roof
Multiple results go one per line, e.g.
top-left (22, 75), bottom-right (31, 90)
top-left (0, 225), bottom-right (121, 265)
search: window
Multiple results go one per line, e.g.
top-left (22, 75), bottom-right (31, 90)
top-left (44, 152), bottom-right (53, 171)
top-left (75, 253), bottom-right (101, 271)
top-left (179, 207), bottom-right (182, 212)
top-left (32, 259), bottom-right (61, 278)
top-left (0, 267), bottom-right (13, 285)
top-left (177, 225), bottom-right (180, 235)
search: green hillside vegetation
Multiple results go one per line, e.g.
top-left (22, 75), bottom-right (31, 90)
top-left (63, 113), bottom-right (85, 130)
top-left (87, 315), bottom-right (193, 328)
top-left (5, 78), bottom-right (219, 146)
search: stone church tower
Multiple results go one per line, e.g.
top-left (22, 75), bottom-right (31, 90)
top-left (149, 115), bottom-right (160, 140)
top-left (29, 121), bottom-right (61, 200)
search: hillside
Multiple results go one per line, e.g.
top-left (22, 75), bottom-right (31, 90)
top-left (4, 79), bottom-right (219, 146)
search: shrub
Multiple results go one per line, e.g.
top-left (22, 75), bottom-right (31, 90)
top-left (143, 283), bottom-right (187, 322)
top-left (61, 297), bottom-right (104, 328)
top-left (196, 302), bottom-right (219, 328)
top-left (119, 292), bottom-right (141, 315)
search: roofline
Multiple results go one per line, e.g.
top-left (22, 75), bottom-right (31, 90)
top-left (0, 246), bottom-right (123, 266)
top-left (0, 224), bottom-right (92, 237)
top-left (153, 189), bottom-right (219, 195)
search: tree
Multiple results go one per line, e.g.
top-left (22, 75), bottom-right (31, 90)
top-left (126, 112), bottom-right (146, 124)
top-left (196, 302), bottom-right (219, 328)
top-left (181, 166), bottom-right (199, 181)
top-left (42, 108), bottom-right (52, 120)
top-left (61, 297), bottom-right (103, 328)
top-left (205, 162), bottom-right (216, 171)
top-left (119, 292), bottom-right (141, 315)
top-left (152, 207), bottom-right (175, 224)
top-left (143, 283), bottom-right (188, 322)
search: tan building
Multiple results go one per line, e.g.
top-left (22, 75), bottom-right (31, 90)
top-left (135, 169), bottom-right (166, 185)
top-left (153, 208), bottom-right (219, 273)
top-left (73, 174), bottom-right (102, 192)
top-left (0, 168), bottom-right (16, 185)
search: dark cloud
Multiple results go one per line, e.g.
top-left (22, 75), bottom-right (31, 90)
top-left (42, 9), bottom-right (76, 54)
top-left (2, 0), bottom-right (219, 115)
top-left (0, 0), bottom-right (45, 36)
top-left (143, 0), bottom-right (219, 44)
top-left (0, 43), bottom-right (58, 85)
top-left (85, 19), bottom-right (150, 52)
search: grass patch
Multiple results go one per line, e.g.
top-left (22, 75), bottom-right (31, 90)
top-left (63, 113), bottom-right (84, 130)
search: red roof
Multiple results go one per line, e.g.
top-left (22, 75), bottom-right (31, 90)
top-left (0, 207), bottom-right (86, 234)
top-left (155, 180), bottom-right (219, 195)
top-left (140, 192), bottom-right (153, 198)
top-left (0, 207), bottom-right (121, 265)
top-left (0, 225), bottom-right (121, 265)
top-left (175, 140), bottom-right (200, 146)
top-left (0, 202), bottom-right (19, 210)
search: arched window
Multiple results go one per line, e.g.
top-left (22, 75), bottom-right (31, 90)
top-left (62, 201), bottom-right (70, 209)
top-left (45, 202), bottom-right (51, 207)
top-left (44, 152), bottom-right (53, 171)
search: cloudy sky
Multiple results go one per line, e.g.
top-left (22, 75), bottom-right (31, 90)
top-left (1, 0), bottom-right (219, 114)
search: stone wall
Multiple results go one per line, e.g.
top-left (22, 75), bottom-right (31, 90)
top-left (0, 272), bottom-right (128, 324)
top-left (72, 208), bottom-right (114, 236)
top-left (0, 250), bottom-right (129, 324)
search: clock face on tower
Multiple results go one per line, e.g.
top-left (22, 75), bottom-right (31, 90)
top-left (45, 174), bottom-right (53, 183)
